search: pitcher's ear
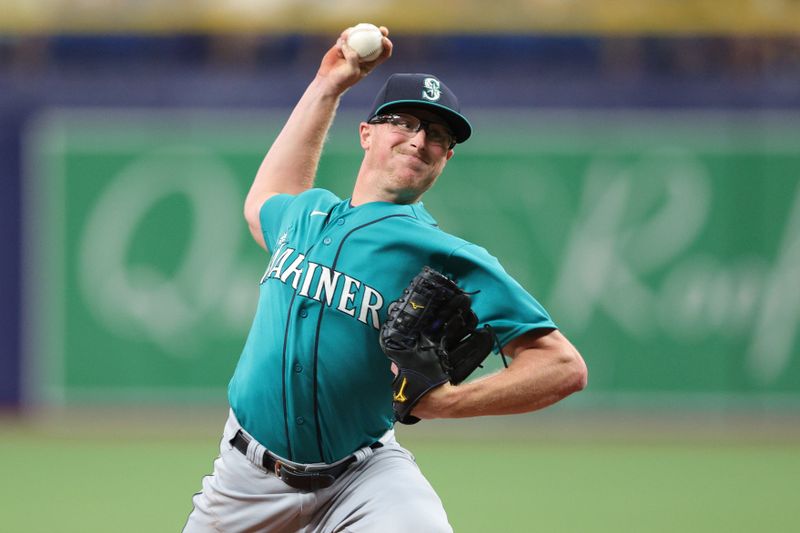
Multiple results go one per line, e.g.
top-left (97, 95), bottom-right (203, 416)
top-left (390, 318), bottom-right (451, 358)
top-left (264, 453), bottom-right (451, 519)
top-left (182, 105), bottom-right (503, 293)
top-left (359, 122), bottom-right (372, 149)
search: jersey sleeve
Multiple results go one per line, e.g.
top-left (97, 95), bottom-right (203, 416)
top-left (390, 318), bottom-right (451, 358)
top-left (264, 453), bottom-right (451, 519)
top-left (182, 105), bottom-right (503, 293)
top-left (445, 243), bottom-right (557, 348)
top-left (259, 194), bottom-right (294, 252)
top-left (258, 188), bottom-right (340, 252)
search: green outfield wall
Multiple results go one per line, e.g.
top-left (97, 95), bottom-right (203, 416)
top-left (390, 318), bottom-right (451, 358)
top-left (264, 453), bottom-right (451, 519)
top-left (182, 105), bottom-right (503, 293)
top-left (23, 108), bottom-right (800, 408)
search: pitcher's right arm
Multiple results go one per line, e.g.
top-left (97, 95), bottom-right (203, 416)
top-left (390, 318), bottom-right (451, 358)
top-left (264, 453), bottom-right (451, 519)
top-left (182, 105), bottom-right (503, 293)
top-left (244, 26), bottom-right (392, 250)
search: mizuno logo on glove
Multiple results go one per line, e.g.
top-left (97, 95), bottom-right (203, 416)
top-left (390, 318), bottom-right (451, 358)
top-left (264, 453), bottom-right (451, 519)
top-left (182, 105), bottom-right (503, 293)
top-left (393, 377), bottom-right (409, 402)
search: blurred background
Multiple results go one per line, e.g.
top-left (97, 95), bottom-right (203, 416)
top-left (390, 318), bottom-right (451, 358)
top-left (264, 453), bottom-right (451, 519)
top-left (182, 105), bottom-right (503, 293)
top-left (1, 1), bottom-right (799, 532)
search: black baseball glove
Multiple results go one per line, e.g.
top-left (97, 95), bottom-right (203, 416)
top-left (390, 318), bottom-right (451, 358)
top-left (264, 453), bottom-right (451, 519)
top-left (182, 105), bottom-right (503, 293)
top-left (379, 266), bottom-right (495, 424)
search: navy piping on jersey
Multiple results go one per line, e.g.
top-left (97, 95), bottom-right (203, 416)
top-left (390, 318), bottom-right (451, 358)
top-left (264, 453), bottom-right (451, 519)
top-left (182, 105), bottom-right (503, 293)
top-left (277, 211), bottom-right (329, 462)
top-left (311, 294), bottom-right (326, 460)
top-left (310, 213), bottom-right (417, 462)
top-left (280, 290), bottom-right (299, 460)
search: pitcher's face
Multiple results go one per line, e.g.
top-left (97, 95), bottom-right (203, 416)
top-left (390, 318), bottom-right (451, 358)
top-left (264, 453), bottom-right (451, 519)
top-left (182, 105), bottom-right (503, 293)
top-left (359, 107), bottom-right (455, 202)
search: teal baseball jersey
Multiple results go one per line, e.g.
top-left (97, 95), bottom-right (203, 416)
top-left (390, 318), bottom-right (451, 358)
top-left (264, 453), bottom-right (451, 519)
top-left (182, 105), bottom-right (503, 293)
top-left (228, 188), bottom-right (556, 464)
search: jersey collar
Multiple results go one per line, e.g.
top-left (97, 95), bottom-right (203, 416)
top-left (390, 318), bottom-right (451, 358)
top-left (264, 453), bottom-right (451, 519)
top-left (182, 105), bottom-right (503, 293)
top-left (340, 199), bottom-right (438, 227)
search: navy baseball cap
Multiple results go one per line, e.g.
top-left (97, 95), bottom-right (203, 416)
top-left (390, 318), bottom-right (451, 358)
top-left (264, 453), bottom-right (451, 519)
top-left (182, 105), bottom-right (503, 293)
top-left (367, 73), bottom-right (472, 144)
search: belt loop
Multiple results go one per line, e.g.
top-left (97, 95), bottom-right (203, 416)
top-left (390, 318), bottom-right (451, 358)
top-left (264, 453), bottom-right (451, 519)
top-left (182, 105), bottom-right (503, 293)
top-left (245, 432), bottom-right (267, 467)
top-left (352, 446), bottom-right (373, 463)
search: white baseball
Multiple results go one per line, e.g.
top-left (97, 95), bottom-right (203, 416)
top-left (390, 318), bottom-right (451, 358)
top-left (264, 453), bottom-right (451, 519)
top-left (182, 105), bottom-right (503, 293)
top-left (347, 23), bottom-right (384, 62)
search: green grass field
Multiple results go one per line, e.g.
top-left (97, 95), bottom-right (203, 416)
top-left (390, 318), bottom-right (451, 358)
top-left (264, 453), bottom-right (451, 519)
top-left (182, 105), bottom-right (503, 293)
top-left (2, 410), bottom-right (798, 533)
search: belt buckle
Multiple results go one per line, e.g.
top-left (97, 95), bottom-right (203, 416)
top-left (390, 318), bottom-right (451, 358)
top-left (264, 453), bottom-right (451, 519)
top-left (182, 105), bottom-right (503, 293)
top-left (274, 461), bottom-right (336, 491)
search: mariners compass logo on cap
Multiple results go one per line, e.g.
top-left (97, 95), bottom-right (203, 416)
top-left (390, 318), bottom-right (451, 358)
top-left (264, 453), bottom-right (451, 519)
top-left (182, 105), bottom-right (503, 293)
top-left (422, 78), bottom-right (441, 101)
top-left (366, 73), bottom-right (472, 144)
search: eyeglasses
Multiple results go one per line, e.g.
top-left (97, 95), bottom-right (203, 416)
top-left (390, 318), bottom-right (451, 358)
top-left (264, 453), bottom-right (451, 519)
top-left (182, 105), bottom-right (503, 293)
top-left (368, 113), bottom-right (456, 149)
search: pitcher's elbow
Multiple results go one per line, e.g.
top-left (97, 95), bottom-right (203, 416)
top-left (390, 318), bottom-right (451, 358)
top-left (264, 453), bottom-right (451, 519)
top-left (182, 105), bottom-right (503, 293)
top-left (566, 348), bottom-right (588, 393)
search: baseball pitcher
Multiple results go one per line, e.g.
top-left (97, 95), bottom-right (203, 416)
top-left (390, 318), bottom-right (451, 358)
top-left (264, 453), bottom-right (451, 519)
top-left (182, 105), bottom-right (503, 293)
top-left (183, 25), bottom-right (587, 532)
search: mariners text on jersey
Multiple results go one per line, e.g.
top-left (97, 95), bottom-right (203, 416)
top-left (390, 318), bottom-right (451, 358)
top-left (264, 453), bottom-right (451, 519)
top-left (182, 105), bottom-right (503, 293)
top-left (260, 240), bottom-right (384, 330)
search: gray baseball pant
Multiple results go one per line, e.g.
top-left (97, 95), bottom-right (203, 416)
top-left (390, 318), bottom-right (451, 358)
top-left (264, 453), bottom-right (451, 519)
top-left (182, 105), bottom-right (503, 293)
top-left (183, 411), bottom-right (452, 532)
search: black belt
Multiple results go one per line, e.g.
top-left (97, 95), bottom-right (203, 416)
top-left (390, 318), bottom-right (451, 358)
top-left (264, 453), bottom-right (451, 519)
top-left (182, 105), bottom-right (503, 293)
top-left (229, 429), bottom-right (382, 492)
